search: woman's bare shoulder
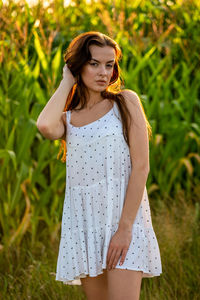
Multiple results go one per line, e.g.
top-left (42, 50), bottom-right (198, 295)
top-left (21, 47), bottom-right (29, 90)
top-left (118, 89), bottom-right (139, 101)
top-left (118, 89), bottom-right (146, 125)
top-left (118, 89), bottom-right (142, 109)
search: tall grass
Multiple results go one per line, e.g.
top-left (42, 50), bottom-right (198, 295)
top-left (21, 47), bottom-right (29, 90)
top-left (0, 0), bottom-right (199, 299)
top-left (0, 193), bottom-right (199, 299)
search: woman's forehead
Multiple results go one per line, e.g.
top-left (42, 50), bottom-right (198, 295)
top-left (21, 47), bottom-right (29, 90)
top-left (89, 45), bottom-right (116, 60)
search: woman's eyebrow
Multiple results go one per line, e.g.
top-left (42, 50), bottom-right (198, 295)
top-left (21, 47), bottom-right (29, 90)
top-left (90, 58), bottom-right (115, 63)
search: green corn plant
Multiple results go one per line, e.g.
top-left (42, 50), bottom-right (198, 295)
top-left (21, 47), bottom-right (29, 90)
top-left (0, 0), bottom-right (199, 299)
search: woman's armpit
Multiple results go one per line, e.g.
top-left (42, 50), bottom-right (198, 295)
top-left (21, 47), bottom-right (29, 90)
top-left (60, 112), bottom-right (67, 140)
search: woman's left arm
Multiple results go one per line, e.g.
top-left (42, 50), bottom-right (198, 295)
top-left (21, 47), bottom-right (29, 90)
top-left (118, 163), bottom-right (149, 231)
top-left (119, 89), bottom-right (150, 229)
top-left (106, 89), bottom-right (150, 269)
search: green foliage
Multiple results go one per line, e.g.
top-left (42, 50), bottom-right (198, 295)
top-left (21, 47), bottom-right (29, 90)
top-left (0, 0), bottom-right (200, 299)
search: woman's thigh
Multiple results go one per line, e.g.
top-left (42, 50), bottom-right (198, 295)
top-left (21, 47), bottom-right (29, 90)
top-left (80, 269), bottom-right (109, 300)
top-left (107, 269), bottom-right (143, 300)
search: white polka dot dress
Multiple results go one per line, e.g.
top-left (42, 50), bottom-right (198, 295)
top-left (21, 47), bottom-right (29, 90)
top-left (55, 101), bottom-right (162, 285)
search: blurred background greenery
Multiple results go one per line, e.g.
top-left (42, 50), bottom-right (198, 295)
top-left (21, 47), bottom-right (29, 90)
top-left (0, 0), bottom-right (200, 299)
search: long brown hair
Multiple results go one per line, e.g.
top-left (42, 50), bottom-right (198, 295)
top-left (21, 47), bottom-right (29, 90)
top-left (57, 31), bottom-right (152, 162)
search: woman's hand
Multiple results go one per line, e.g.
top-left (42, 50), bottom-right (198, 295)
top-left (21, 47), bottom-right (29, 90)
top-left (62, 64), bottom-right (76, 87)
top-left (106, 226), bottom-right (132, 270)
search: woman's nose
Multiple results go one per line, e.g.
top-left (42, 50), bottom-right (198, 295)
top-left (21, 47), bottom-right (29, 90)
top-left (98, 65), bottom-right (107, 75)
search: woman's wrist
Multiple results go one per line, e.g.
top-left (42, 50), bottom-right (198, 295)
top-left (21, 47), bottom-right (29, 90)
top-left (60, 77), bottom-right (75, 90)
top-left (118, 219), bottom-right (133, 232)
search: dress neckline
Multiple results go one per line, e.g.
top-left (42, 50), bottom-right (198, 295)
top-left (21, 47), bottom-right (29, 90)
top-left (69, 102), bottom-right (116, 129)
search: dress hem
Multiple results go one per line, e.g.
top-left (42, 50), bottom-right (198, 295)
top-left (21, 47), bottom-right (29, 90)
top-left (55, 266), bottom-right (162, 285)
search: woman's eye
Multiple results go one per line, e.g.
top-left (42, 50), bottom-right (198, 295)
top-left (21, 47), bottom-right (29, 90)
top-left (90, 63), bottom-right (113, 68)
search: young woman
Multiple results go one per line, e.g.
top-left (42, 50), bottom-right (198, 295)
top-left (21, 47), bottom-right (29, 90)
top-left (36, 31), bottom-right (162, 300)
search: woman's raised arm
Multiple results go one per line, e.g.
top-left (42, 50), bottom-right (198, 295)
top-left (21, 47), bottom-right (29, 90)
top-left (36, 64), bottom-right (76, 140)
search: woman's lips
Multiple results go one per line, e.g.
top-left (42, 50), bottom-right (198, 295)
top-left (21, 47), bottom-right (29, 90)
top-left (96, 80), bottom-right (106, 85)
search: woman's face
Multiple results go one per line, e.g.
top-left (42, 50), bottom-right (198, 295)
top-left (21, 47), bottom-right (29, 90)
top-left (80, 45), bottom-right (116, 93)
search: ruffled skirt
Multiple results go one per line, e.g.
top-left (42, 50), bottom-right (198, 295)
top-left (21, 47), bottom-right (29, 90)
top-left (55, 177), bottom-right (162, 285)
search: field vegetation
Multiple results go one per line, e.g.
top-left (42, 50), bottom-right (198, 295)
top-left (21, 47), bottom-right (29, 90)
top-left (0, 0), bottom-right (199, 299)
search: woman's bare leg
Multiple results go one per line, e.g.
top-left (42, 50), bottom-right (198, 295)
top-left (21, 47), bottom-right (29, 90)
top-left (107, 269), bottom-right (143, 300)
top-left (80, 269), bottom-right (109, 300)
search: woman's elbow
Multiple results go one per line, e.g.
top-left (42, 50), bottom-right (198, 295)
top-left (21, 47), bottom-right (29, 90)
top-left (36, 121), bottom-right (65, 140)
top-left (36, 120), bottom-right (46, 132)
top-left (134, 162), bottom-right (150, 175)
top-left (36, 123), bottom-right (53, 140)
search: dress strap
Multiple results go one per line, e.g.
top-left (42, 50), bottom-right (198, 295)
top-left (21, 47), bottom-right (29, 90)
top-left (66, 103), bottom-right (120, 125)
top-left (113, 101), bottom-right (121, 121)
top-left (66, 110), bottom-right (71, 124)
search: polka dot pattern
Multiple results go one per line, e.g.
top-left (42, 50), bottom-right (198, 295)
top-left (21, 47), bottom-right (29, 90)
top-left (55, 102), bottom-right (162, 285)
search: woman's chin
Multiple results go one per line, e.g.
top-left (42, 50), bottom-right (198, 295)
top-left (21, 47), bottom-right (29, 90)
top-left (87, 87), bottom-right (107, 93)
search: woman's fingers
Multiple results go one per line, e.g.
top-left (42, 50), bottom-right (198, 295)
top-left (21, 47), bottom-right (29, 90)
top-left (106, 229), bottom-right (132, 270)
top-left (110, 249), bottom-right (123, 269)
top-left (106, 246), bottom-right (112, 265)
top-left (107, 247), bottom-right (129, 269)
top-left (107, 248), bottom-right (123, 270)
top-left (119, 247), bottom-right (129, 266)
top-left (107, 248), bottom-right (115, 269)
